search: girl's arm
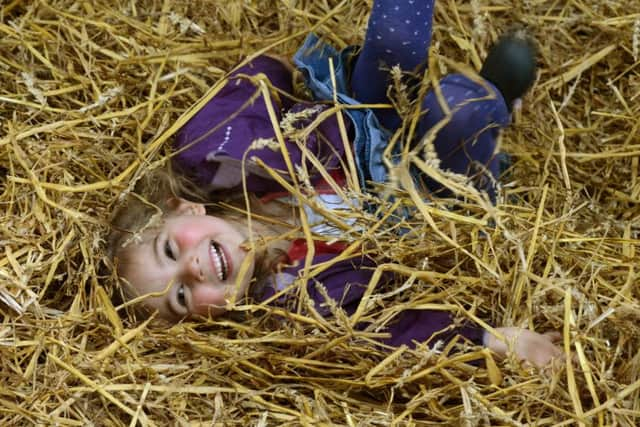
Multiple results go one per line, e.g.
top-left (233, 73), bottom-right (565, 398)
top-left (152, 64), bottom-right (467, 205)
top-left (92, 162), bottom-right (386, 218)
top-left (281, 254), bottom-right (562, 367)
top-left (384, 310), bottom-right (562, 367)
top-left (173, 55), bottom-right (348, 194)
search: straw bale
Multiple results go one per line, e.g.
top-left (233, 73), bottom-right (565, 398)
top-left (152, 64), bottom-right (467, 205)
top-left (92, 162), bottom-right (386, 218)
top-left (0, 0), bottom-right (639, 425)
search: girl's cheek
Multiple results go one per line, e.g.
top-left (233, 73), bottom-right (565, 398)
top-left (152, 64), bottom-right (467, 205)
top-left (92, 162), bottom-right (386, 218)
top-left (190, 286), bottom-right (227, 316)
top-left (172, 223), bottom-right (204, 249)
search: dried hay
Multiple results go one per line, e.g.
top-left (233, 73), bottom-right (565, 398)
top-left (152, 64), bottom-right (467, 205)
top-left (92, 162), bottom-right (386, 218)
top-left (0, 0), bottom-right (639, 425)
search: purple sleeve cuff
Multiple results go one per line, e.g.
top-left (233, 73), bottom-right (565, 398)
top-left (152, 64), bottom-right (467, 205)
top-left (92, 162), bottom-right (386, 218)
top-left (382, 309), bottom-right (487, 349)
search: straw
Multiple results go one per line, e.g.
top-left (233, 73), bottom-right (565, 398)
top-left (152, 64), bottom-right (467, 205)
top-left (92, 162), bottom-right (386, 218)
top-left (1, 0), bottom-right (639, 425)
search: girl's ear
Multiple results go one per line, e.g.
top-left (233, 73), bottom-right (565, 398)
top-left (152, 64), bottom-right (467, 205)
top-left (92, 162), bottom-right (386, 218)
top-left (166, 197), bottom-right (206, 216)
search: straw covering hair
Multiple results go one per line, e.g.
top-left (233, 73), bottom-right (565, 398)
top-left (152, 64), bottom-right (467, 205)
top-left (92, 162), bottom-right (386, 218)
top-left (0, 0), bottom-right (639, 425)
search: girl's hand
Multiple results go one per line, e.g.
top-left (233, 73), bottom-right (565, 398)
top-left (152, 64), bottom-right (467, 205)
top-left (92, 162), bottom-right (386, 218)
top-left (484, 327), bottom-right (563, 368)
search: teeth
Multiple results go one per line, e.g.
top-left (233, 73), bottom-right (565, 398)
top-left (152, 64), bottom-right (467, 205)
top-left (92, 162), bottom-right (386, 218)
top-left (210, 241), bottom-right (228, 281)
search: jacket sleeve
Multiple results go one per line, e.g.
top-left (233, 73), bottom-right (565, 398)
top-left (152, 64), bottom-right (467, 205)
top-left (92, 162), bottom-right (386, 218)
top-left (380, 308), bottom-right (486, 348)
top-left (172, 55), bottom-right (348, 194)
top-left (281, 254), bottom-right (487, 349)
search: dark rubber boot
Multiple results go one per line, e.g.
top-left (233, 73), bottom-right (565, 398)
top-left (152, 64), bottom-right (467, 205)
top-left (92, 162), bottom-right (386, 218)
top-left (480, 30), bottom-right (538, 111)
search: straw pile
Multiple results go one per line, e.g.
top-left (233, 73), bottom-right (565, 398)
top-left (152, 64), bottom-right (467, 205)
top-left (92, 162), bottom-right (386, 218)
top-left (1, 0), bottom-right (638, 425)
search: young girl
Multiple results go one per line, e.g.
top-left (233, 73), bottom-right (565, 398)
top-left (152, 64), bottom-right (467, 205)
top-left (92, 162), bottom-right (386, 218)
top-left (109, 0), bottom-right (562, 367)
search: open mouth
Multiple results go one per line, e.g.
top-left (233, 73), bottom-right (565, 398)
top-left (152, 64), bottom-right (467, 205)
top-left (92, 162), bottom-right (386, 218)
top-left (209, 241), bottom-right (229, 281)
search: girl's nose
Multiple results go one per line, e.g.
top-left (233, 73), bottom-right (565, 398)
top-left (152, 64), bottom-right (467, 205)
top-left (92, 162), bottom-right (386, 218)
top-left (184, 255), bottom-right (205, 282)
top-left (189, 284), bottom-right (226, 316)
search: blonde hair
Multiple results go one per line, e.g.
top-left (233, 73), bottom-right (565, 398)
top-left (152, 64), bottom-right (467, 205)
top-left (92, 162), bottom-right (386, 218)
top-left (108, 168), bottom-right (191, 259)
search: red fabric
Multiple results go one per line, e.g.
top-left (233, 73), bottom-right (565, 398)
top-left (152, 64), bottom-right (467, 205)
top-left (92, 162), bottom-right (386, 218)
top-left (286, 238), bottom-right (348, 263)
top-left (315, 169), bottom-right (347, 192)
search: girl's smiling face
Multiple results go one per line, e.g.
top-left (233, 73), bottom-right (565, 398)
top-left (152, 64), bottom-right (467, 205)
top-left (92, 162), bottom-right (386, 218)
top-left (118, 198), bottom-right (256, 322)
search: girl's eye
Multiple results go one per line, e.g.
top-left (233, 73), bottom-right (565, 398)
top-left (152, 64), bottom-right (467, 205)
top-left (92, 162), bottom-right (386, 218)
top-left (177, 284), bottom-right (186, 307)
top-left (164, 239), bottom-right (176, 261)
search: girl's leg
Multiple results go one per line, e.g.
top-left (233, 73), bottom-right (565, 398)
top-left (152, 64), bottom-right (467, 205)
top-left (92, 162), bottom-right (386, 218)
top-left (416, 32), bottom-right (537, 200)
top-left (417, 74), bottom-right (508, 199)
top-left (351, 0), bottom-right (435, 130)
